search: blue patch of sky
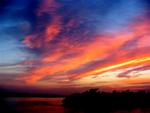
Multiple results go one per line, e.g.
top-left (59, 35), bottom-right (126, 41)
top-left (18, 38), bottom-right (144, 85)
top-left (59, 0), bottom-right (145, 35)
top-left (0, 0), bottom-right (35, 66)
top-left (0, 35), bottom-right (27, 65)
top-left (95, 0), bottom-right (145, 33)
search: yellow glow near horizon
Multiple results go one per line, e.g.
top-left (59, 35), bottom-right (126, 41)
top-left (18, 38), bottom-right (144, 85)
top-left (91, 56), bottom-right (150, 75)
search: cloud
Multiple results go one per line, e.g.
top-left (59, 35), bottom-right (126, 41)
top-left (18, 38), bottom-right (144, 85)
top-left (118, 64), bottom-right (150, 78)
top-left (1, 0), bottom-right (149, 90)
top-left (21, 15), bottom-right (150, 85)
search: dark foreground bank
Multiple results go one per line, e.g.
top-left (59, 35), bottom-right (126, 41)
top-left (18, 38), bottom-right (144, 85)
top-left (0, 95), bottom-right (150, 113)
top-left (63, 89), bottom-right (150, 113)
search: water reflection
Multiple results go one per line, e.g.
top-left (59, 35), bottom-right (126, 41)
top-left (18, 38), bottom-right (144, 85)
top-left (5, 98), bottom-right (65, 113)
top-left (0, 97), bottom-right (150, 113)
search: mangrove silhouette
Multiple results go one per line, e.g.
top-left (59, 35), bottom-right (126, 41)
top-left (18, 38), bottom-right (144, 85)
top-left (63, 89), bottom-right (150, 113)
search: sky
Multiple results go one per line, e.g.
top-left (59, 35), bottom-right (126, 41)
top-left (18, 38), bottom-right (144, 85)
top-left (0, 0), bottom-right (150, 93)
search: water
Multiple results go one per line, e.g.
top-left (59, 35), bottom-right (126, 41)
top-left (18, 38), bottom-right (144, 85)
top-left (3, 98), bottom-right (150, 113)
top-left (5, 97), bottom-right (66, 113)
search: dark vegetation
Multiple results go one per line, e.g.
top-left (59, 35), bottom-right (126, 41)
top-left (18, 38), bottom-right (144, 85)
top-left (63, 89), bottom-right (150, 113)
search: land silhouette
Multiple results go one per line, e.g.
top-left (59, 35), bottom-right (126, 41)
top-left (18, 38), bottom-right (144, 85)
top-left (1, 88), bottom-right (150, 113)
top-left (63, 89), bottom-right (150, 113)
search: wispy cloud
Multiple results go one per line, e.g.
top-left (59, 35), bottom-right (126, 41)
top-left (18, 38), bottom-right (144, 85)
top-left (0, 0), bottom-right (150, 90)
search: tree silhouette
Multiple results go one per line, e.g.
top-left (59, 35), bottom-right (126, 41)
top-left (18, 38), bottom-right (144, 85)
top-left (63, 89), bottom-right (150, 113)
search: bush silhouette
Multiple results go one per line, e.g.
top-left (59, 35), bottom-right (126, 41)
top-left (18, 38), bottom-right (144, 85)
top-left (63, 89), bottom-right (150, 113)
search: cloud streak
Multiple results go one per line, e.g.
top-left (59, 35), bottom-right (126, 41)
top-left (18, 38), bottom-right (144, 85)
top-left (21, 11), bottom-right (150, 88)
top-left (1, 0), bottom-right (150, 90)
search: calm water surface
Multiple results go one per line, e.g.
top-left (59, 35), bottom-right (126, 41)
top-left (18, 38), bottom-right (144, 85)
top-left (6, 98), bottom-right (66, 113)
top-left (5, 98), bottom-right (150, 113)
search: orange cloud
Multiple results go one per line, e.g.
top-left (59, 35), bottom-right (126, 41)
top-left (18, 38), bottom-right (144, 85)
top-left (45, 17), bottom-right (61, 42)
top-left (23, 16), bottom-right (62, 48)
top-left (21, 12), bottom-right (150, 90)
top-left (74, 56), bottom-right (150, 79)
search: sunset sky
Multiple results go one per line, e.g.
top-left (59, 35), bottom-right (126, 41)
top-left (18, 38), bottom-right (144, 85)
top-left (0, 0), bottom-right (150, 92)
